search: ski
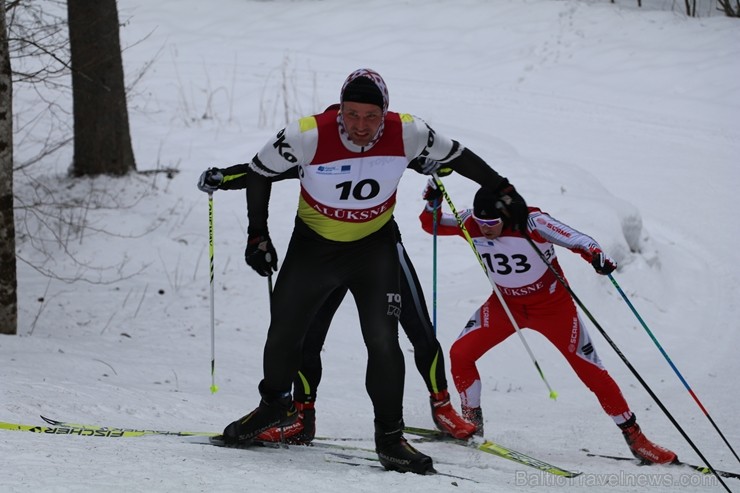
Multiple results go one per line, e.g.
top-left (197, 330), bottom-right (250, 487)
top-left (207, 434), bottom-right (377, 455)
top-left (404, 425), bottom-right (582, 478)
top-left (38, 416), bottom-right (217, 437)
top-left (322, 451), bottom-right (479, 483)
top-left (206, 434), bottom-right (477, 482)
top-left (38, 416), bottom-right (363, 442)
top-left (0, 420), bottom-right (162, 437)
top-left (583, 450), bottom-right (740, 480)
top-left (5, 418), bottom-right (473, 480)
top-left (3, 416), bottom-right (578, 479)
top-left (0, 417), bottom-right (217, 438)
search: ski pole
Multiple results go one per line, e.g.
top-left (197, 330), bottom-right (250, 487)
top-left (608, 274), bottom-right (739, 463)
top-left (432, 174), bottom-right (557, 400)
top-left (266, 265), bottom-right (275, 434)
top-left (522, 235), bottom-right (731, 491)
top-left (267, 273), bottom-right (274, 304)
top-left (432, 199), bottom-right (439, 333)
top-left (266, 251), bottom-right (274, 306)
top-left (208, 192), bottom-right (219, 394)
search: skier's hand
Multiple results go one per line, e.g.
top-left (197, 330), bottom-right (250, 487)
top-left (419, 157), bottom-right (441, 175)
top-left (410, 157), bottom-right (453, 177)
top-left (493, 181), bottom-right (528, 232)
top-left (245, 231), bottom-right (278, 276)
top-left (197, 168), bottom-right (224, 193)
top-left (422, 178), bottom-right (443, 210)
top-left (589, 247), bottom-right (617, 275)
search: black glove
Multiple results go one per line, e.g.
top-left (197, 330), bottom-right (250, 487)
top-left (244, 232), bottom-right (278, 276)
top-left (197, 168), bottom-right (224, 193)
top-left (493, 181), bottom-right (528, 232)
top-left (589, 247), bottom-right (617, 275)
top-left (422, 178), bottom-right (443, 205)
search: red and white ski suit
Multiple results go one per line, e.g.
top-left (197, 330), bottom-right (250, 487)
top-left (419, 206), bottom-right (632, 425)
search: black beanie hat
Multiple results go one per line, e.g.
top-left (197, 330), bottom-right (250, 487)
top-left (341, 76), bottom-right (384, 109)
top-left (473, 187), bottom-right (502, 219)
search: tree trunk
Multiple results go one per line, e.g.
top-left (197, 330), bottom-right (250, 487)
top-left (67, 0), bottom-right (135, 176)
top-left (0, 0), bottom-right (18, 335)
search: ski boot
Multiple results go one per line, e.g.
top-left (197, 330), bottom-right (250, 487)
top-left (430, 390), bottom-right (476, 439)
top-left (375, 420), bottom-right (435, 474)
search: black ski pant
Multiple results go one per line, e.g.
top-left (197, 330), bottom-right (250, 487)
top-left (261, 218), bottom-right (404, 428)
top-left (293, 220), bottom-right (447, 404)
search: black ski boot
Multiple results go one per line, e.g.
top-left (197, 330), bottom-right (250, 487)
top-left (375, 420), bottom-right (435, 474)
top-left (222, 381), bottom-right (298, 445)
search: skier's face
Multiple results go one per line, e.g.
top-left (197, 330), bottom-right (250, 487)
top-left (341, 102), bottom-right (383, 146)
top-left (474, 216), bottom-right (504, 239)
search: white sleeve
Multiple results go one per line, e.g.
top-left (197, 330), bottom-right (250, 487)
top-left (402, 115), bottom-right (463, 163)
top-left (249, 120), bottom-right (318, 177)
top-left (529, 210), bottom-right (600, 255)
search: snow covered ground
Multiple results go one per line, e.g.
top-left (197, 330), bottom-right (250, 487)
top-left (2, 0), bottom-right (739, 492)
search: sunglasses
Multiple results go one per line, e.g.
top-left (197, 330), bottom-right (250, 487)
top-left (473, 214), bottom-right (503, 227)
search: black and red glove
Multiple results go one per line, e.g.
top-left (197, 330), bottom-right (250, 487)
top-left (588, 246), bottom-right (617, 275)
top-left (422, 178), bottom-right (444, 210)
top-left (244, 231), bottom-right (278, 276)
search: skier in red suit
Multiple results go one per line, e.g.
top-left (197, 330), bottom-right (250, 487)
top-left (419, 180), bottom-right (677, 464)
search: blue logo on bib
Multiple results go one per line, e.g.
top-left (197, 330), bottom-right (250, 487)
top-left (316, 164), bottom-right (352, 175)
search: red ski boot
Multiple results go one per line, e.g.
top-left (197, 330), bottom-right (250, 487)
top-left (620, 415), bottom-right (677, 464)
top-left (430, 390), bottom-right (476, 440)
top-left (256, 401), bottom-right (315, 445)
